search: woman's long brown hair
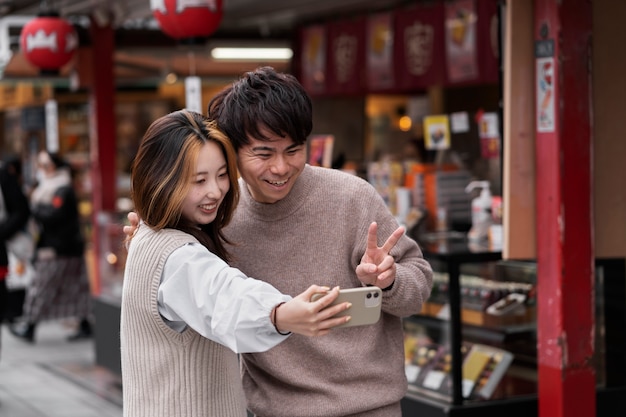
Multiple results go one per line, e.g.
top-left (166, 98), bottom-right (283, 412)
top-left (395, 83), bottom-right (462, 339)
top-left (129, 110), bottom-right (239, 262)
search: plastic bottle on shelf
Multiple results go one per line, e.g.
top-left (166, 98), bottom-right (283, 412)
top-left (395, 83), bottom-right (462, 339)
top-left (465, 181), bottom-right (493, 242)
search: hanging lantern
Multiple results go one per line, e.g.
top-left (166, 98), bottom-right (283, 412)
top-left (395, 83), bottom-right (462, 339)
top-left (151, 0), bottom-right (223, 42)
top-left (20, 12), bottom-right (78, 75)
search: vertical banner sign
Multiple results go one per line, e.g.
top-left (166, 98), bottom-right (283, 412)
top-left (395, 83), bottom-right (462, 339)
top-left (185, 76), bottom-right (202, 114)
top-left (327, 18), bottom-right (365, 95)
top-left (45, 99), bottom-right (59, 153)
top-left (445, 0), bottom-right (479, 83)
top-left (394, 2), bottom-right (446, 90)
top-left (300, 25), bottom-right (327, 95)
top-left (477, 0), bottom-right (500, 84)
top-left (535, 39), bottom-right (555, 132)
top-left (366, 12), bottom-right (394, 91)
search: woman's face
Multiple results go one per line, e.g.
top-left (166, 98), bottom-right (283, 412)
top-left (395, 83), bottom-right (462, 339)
top-left (37, 151), bottom-right (54, 177)
top-left (181, 141), bottom-right (230, 226)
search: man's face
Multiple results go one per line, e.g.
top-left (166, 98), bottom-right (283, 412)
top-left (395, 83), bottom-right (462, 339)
top-left (236, 127), bottom-right (306, 204)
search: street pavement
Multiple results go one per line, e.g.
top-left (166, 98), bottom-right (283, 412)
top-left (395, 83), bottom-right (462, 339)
top-left (0, 319), bottom-right (122, 417)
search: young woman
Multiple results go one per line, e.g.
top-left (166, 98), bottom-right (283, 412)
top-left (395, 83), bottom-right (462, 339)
top-left (121, 109), bottom-right (350, 417)
top-left (10, 150), bottom-right (92, 343)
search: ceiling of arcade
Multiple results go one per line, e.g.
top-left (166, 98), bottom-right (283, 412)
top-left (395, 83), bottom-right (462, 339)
top-left (0, 0), bottom-right (408, 81)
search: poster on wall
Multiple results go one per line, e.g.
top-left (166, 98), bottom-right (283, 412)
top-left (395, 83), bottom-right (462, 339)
top-left (445, 0), bottom-right (479, 83)
top-left (536, 57), bottom-right (555, 133)
top-left (366, 12), bottom-right (394, 91)
top-left (423, 115), bottom-right (451, 151)
top-left (300, 25), bottom-right (327, 94)
top-left (308, 135), bottom-right (335, 168)
top-left (450, 111), bottom-right (470, 133)
top-left (477, 111), bottom-right (500, 159)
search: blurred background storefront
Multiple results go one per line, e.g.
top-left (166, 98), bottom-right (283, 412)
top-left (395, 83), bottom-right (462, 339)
top-left (0, 1), bottom-right (624, 416)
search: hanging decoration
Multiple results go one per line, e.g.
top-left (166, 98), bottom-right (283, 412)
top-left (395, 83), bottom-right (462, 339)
top-left (151, 0), bottom-right (223, 42)
top-left (20, 10), bottom-right (78, 74)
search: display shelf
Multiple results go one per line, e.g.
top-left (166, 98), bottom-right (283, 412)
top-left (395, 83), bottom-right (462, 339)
top-left (404, 314), bottom-right (535, 349)
top-left (417, 238), bottom-right (503, 405)
top-left (402, 244), bottom-right (626, 416)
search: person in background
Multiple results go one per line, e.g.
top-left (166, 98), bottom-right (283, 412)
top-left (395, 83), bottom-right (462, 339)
top-left (10, 150), bottom-right (92, 343)
top-left (403, 137), bottom-right (435, 164)
top-left (0, 157), bottom-right (31, 354)
top-left (1, 157), bottom-right (33, 324)
top-left (127, 67), bottom-right (433, 416)
top-left (122, 109), bottom-right (351, 417)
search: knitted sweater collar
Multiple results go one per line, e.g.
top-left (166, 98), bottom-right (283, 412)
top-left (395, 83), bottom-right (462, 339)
top-left (238, 164), bottom-right (314, 221)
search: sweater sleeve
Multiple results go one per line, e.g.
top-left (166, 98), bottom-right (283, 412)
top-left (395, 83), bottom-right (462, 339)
top-left (158, 242), bottom-right (292, 354)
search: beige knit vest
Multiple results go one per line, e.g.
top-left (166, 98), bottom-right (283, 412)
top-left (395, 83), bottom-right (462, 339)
top-left (120, 225), bottom-right (247, 417)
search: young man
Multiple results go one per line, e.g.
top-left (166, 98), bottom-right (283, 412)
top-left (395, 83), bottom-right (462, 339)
top-left (206, 67), bottom-right (433, 417)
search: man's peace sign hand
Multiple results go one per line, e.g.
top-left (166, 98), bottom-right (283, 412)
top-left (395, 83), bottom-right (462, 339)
top-left (355, 222), bottom-right (405, 290)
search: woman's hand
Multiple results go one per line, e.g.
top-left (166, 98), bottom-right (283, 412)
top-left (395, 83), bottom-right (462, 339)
top-left (274, 285), bottom-right (351, 336)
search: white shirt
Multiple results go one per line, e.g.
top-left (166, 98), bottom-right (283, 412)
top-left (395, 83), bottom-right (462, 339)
top-left (157, 242), bottom-right (291, 353)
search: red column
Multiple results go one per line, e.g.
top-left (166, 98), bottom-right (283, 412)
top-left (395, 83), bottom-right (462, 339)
top-left (534, 1), bottom-right (595, 417)
top-left (88, 15), bottom-right (117, 294)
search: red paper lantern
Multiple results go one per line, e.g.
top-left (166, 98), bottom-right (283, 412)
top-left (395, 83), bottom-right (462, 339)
top-left (151, 0), bottom-right (223, 41)
top-left (20, 14), bottom-right (77, 73)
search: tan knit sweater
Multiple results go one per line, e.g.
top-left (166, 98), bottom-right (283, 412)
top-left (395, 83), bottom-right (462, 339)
top-left (225, 165), bottom-right (433, 417)
top-left (120, 226), bottom-right (247, 417)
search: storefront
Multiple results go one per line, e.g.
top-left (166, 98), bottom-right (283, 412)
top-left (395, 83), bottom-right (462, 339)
top-left (1, 1), bottom-right (625, 416)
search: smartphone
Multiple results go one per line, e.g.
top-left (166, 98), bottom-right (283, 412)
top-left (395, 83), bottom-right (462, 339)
top-left (312, 287), bottom-right (383, 328)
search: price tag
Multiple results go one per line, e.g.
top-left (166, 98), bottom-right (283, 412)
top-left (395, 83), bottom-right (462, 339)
top-left (462, 379), bottom-right (476, 398)
top-left (405, 364), bottom-right (421, 383)
top-left (422, 370), bottom-right (446, 390)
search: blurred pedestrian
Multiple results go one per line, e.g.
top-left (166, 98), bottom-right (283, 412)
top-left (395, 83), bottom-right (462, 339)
top-left (1, 157), bottom-right (34, 324)
top-left (10, 150), bottom-right (92, 343)
top-left (0, 157), bottom-right (31, 356)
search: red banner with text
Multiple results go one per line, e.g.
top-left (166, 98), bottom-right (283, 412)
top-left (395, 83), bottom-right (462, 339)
top-left (477, 0), bottom-right (500, 85)
top-left (299, 24), bottom-right (328, 95)
top-left (366, 12), bottom-right (395, 91)
top-left (394, 2), bottom-right (447, 90)
top-left (326, 17), bottom-right (366, 95)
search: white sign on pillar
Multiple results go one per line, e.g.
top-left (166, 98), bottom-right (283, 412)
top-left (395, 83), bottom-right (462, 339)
top-left (45, 99), bottom-right (59, 153)
top-left (185, 76), bottom-right (202, 114)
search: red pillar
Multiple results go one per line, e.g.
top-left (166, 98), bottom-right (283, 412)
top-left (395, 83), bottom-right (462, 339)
top-left (88, 15), bottom-right (117, 294)
top-left (534, 1), bottom-right (595, 417)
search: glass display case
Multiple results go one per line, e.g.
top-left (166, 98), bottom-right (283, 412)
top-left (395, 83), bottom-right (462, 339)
top-left (401, 236), bottom-right (538, 416)
top-left (400, 235), bottom-right (620, 417)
